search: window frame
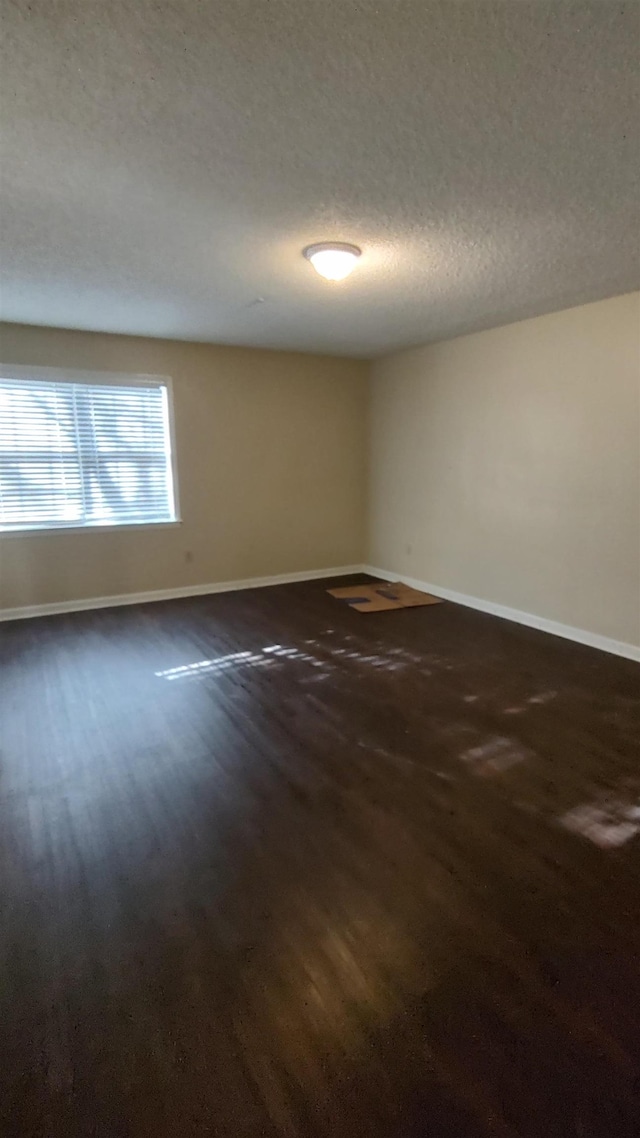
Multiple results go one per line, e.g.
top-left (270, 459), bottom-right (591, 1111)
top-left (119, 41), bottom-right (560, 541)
top-left (0, 363), bottom-right (181, 537)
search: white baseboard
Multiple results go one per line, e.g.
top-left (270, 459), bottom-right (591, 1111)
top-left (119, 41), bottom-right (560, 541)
top-left (3, 561), bottom-right (638, 662)
top-left (0, 565), bottom-right (363, 623)
top-left (363, 565), bottom-right (640, 663)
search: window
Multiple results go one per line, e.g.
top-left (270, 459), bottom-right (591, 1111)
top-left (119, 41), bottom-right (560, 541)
top-left (0, 366), bottom-right (178, 532)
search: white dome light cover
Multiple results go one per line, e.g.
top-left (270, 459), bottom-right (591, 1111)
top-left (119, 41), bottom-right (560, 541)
top-left (303, 242), bottom-right (362, 281)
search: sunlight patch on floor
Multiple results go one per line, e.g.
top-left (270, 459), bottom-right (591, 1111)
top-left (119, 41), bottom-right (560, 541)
top-left (155, 651), bottom-right (274, 679)
top-left (460, 736), bottom-right (532, 776)
top-left (155, 644), bottom-right (327, 681)
top-left (559, 799), bottom-right (640, 848)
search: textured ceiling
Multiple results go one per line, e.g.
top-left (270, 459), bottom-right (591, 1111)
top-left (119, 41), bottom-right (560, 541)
top-left (1, 1), bottom-right (638, 358)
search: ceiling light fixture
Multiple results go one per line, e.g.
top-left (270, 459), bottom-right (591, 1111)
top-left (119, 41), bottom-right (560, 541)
top-left (303, 242), bottom-right (362, 281)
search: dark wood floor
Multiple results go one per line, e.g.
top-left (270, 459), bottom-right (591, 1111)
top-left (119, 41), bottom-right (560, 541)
top-left (1, 575), bottom-right (639, 1137)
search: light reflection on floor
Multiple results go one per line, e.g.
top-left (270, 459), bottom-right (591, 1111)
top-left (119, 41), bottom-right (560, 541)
top-left (155, 650), bottom-right (274, 679)
top-left (155, 645), bottom-right (324, 680)
top-left (152, 630), bottom-right (640, 853)
top-left (154, 635), bottom-right (564, 759)
top-left (460, 735), bottom-right (533, 776)
top-left (154, 633), bottom-right (432, 684)
top-left (559, 797), bottom-right (640, 848)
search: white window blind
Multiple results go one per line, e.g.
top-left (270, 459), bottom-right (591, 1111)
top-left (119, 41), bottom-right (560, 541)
top-left (0, 370), bottom-right (177, 532)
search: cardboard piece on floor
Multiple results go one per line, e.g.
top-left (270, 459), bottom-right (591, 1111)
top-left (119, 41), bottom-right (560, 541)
top-left (328, 585), bottom-right (403, 612)
top-left (328, 582), bottom-right (444, 613)
top-left (392, 583), bottom-right (443, 608)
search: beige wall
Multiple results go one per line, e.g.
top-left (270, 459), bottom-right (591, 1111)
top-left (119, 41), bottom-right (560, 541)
top-left (369, 292), bottom-right (640, 648)
top-left (3, 294), bottom-right (639, 644)
top-left (0, 323), bottom-right (368, 610)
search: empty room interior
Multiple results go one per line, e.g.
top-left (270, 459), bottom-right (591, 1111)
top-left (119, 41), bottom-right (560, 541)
top-left (1, 3), bottom-right (639, 1136)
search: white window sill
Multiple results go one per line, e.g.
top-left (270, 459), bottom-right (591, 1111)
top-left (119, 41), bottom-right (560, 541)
top-left (0, 520), bottom-right (182, 539)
